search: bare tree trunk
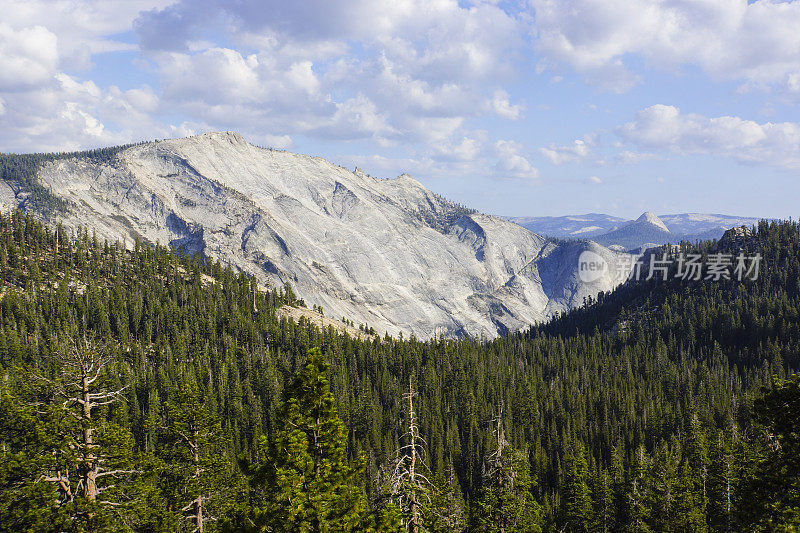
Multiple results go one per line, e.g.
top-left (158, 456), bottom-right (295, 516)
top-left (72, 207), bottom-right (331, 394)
top-left (29, 339), bottom-right (130, 517)
top-left (383, 379), bottom-right (431, 533)
top-left (82, 371), bottom-right (97, 502)
top-left (724, 454), bottom-right (733, 533)
top-left (193, 429), bottom-right (204, 533)
top-left (408, 381), bottom-right (419, 533)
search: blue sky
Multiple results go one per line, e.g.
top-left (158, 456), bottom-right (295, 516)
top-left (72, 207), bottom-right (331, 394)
top-left (2, 0), bottom-right (800, 220)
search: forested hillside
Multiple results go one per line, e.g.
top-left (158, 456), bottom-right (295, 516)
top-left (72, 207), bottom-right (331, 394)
top-left (1, 210), bottom-right (800, 532)
top-left (0, 145), bottom-right (137, 214)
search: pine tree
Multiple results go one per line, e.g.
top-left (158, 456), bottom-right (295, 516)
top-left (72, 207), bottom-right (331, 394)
top-left (647, 443), bottom-right (678, 532)
top-left (672, 460), bottom-right (707, 533)
top-left (0, 391), bottom-right (75, 531)
top-left (157, 383), bottom-right (235, 532)
top-left (740, 374), bottom-right (800, 530)
top-left (624, 445), bottom-right (653, 533)
top-left (708, 429), bottom-right (739, 532)
top-left (2, 338), bottom-right (141, 531)
top-left (560, 444), bottom-right (592, 532)
top-left (426, 464), bottom-right (466, 533)
top-left (233, 347), bottom-right (377, 532)
top-left (685, 414), bottom-right (709, 516)
top-left (473, 414), bottom-right (542, 533)
top-left (591, 466), bottom-right (614, 533)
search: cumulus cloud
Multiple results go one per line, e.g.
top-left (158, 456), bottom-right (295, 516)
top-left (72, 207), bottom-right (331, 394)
top-left (0, 24), bottom-right (59, 90)
top-left (3, 0), bottom-right (164, 70)
top-left (616, 150), bottom-right (662, 164)
top-left (0, 1), bottom-right (188, 153)
top-left (310, 94), bottom-right (398, 142)
top-left (130, 0), bottom-right (526, 150)
top-left (618, 104), bottom-right (800, 169)
top-left (0, 68), bottom-right (185, 153)
top-left (532, 0), bottom-right (800, 94)
top-left (491, 89), bottom-right (524, 120)
top-left (136, 0), bottom-right (522, 80)
top-left (494, 140), bottom-right (539, 179)
top-left (0, 0), bottom-right (533, 162)
top-left (539, 139), bottom-right (592, 165)
top-left (430, 135), bottom-right (486, 163)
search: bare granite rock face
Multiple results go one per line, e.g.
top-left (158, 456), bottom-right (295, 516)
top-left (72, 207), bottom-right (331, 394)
top-left (35, 131), bottom-right (633, 338)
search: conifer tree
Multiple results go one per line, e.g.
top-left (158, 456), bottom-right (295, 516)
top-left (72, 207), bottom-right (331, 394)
top-left (740, 374), bottom-right (800, 530)
top-left (624, 445), bottom-right (653, 533)
top-left (672, 460), bottom-right (707, 533)
top-left (473, 414), bottom-right (542, 533)
top-left (2, 338), bottom-right (141, 531)
top-left (647, 443), bottom-right (678, 531)
top-left (590, 466), bottom-right (614, 533)
top-left (157, 383), bottom-right (235, 532)
top-left (231, 347), bottom-right (379, 532)
top-left (560, 444), bottom-right (592, 532)
top-left (708, 430), bottom-right (739, 532)
top-left (426, 464), bottom-right (466, 533)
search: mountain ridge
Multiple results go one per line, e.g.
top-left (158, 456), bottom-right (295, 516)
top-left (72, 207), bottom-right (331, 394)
top-left (509, 211), bottom-right (766, 251)
top-left (1, 131), bottom-right (634, 339)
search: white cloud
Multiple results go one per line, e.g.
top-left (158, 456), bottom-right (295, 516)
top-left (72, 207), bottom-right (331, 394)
top-left (3, 0), bottom-right (167, 70)
top-left (286, 61), bottom-right (320, 96)
top-left (0, 24), bottom-right (59, 90)
top-left (532, 0), bottom-right (800, 94)
top-left (539, 139), bottom-right (592, 165)
top-left (0, 69), bottom-right (180, 153)
top-left (495, 140), bottom-right (539, 179)
top-left (363, 56), bottom-right (483, 118)
top-left (311, 94), bottom-right (398, 142)
top-left (491, 89), bottom-right (524, 120)
top-left (159, 48), bottom-right (262, 103)
top-left (616, 150), bottom-right (662, 164)
top-left (0, 0), bottom-right (532, 179)
top-left (618, 104), bottom-right (800, 169)
top-left (131, 0), bottom-right (525, 149)
top-left (340, 135), bottom-right (538, 183)
top-left (433, 135), bottom-right (486, 162)
top-left (259, 134), bottom-right (293, 149)
top-left (0, 2), bottom-right (187, 153)
top-left (588, 175), bottom-right (602, 184)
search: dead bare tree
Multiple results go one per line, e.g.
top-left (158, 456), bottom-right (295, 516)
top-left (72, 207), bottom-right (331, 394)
top-left (483, 408), bottom-right (513, 492)
top-left (173, 420), bottom-right (208, 533)
top-left (29, 337), bottom-right (133, 514)
top-left (381, 378), bottom-right (433, 533)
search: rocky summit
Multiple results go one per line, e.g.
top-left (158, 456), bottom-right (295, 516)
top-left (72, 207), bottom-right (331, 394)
top-left (19, 132), bottom-right (633, 338)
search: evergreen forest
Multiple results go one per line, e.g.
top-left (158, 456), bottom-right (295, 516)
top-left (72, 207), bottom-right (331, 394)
top-left (2, 209), bottom-right (800, 532)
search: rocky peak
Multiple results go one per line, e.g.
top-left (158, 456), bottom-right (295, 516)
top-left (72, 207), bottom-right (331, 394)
top-left (26, 131), bottom-right (635, 339)
top-left (197, 131), bottom-right (248, 144)
top-left (719, 225), bottom-right (753, 246)
top-left (636, 211), bottom-right (670, 232)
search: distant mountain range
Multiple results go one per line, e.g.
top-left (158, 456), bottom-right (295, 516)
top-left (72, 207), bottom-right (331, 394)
top-left (507, 212), bottom-right (766, 252)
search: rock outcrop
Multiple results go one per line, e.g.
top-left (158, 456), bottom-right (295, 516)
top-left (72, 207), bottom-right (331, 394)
top-left (30, 132), bottom-right (633, 338)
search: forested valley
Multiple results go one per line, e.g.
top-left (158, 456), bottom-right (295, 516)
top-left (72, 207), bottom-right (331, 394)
top-left (2, 209), bottom-right (800, 532)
